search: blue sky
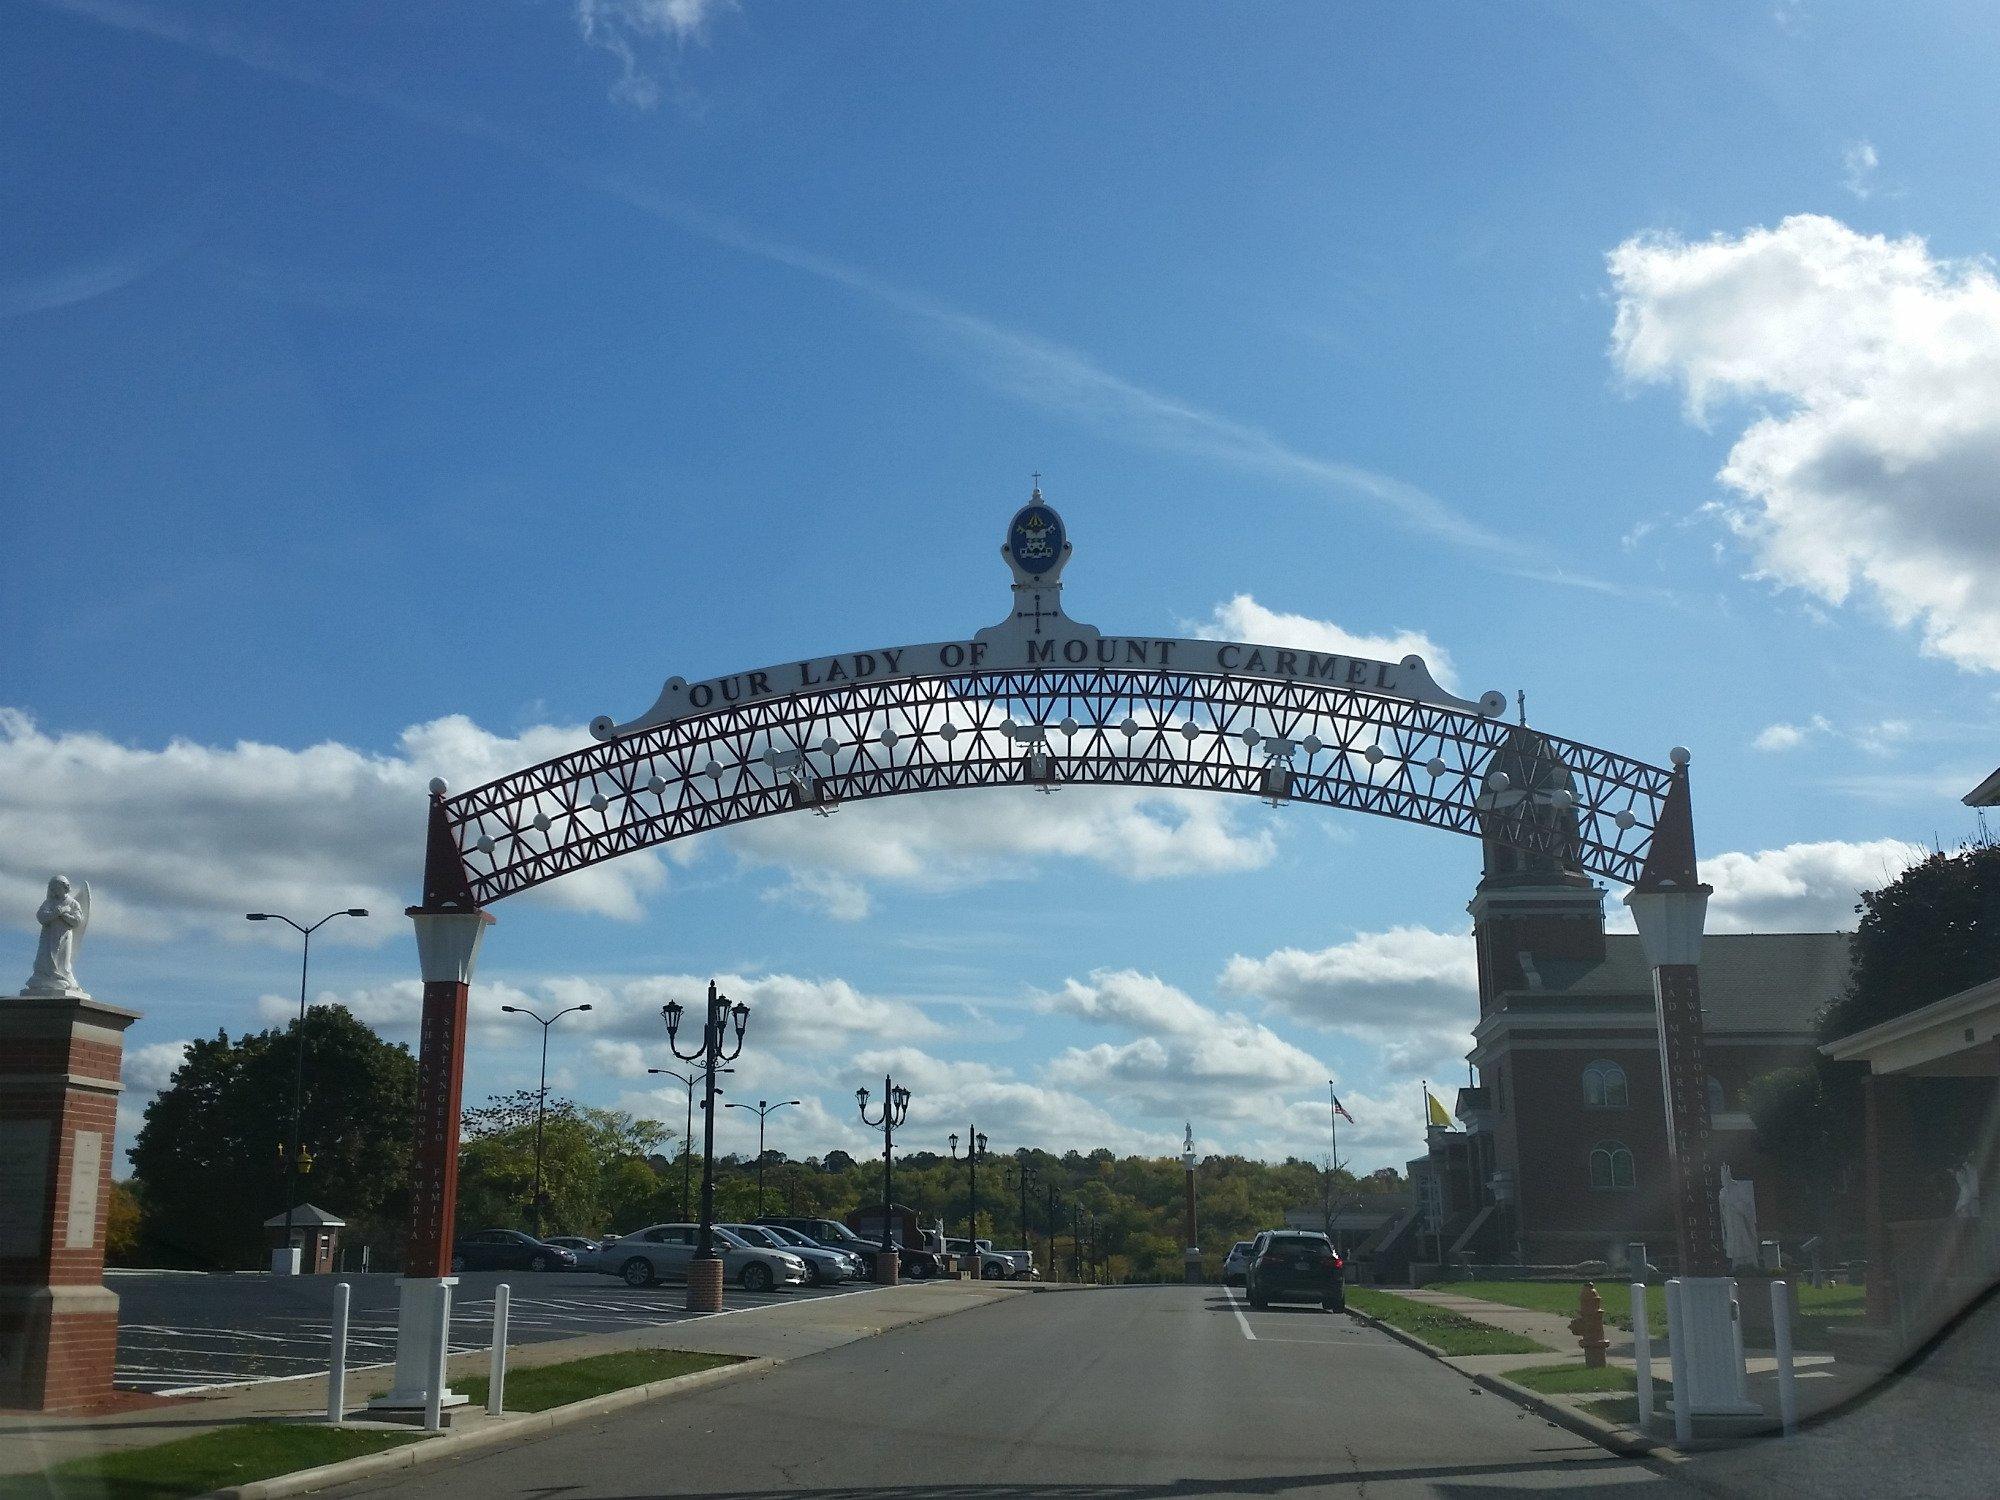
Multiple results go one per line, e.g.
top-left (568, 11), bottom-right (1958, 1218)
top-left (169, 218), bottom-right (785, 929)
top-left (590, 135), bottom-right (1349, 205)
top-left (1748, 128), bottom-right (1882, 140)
top-left (6, 0), bottom-right (1998, 1175)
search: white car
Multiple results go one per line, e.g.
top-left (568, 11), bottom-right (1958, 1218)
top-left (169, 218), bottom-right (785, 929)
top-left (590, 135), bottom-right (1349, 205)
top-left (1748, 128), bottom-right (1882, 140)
top-left (1222, 1240), bottom-right (1256, 1286)
top-left (602, 1222), bottom-right (809, 1292)
top-left (725, 1222), bottom-right (854, 1285)
top-left (945, 1237), bottom-right (1020, 1280)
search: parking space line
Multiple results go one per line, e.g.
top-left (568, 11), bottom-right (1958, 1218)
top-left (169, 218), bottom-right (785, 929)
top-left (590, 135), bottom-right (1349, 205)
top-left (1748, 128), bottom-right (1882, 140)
top-left (1226, 1287), bottom-right (1256, 1341)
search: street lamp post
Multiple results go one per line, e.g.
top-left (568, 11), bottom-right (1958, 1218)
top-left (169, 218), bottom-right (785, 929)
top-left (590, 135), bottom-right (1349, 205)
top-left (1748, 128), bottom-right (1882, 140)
top-left (245, 907), bottom-right (369, 1275)
top-left (856, 1076), bottom-right (912, 1284)
top-left (497, 1003), bottom-right (593, 1238)
top-left (647, 1067), bottom-right (727, 1221)
top-left (662, 981), bottom-right (749, 1312)
top-left (1009, 1157), bottom-right (1037, 1272)
top-left (1044, 1180), bottom-right (1061, 1282)
top-left (947, 1125), bottom-right (988, 1277)
top-left (724, 1098), bottom-right (801, 1216)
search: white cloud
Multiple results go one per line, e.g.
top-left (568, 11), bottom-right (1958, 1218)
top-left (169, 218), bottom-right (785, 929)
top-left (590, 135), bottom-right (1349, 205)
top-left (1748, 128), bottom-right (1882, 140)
top-left (1218, 926), bottom-right (1479, 1036)
top-left (1610, 214), bottom-right (2000, 671)
top-left (721, 785), bottom-right (1276, 919)
top-left (1753, 723), bottom-right (1808, 752)
top-left (115, 1038), bottom-right (192, 1168)
top-left (0, 708), bottom-right (1275, 943)
top-left (1701, 837), bottom-right (1928, 932)
top-left (573, 0), bottom-right (727, 108)
top-left (1191, 595), bottom-right (1458, 691)
top-left (850, 1044), bottom-right (1159, 1156)
top-left (1037, 969), bottom-right (1332, 1126)
top-left (1842, 141), bottom-right (1880, 200)
top-left (0, 709), bottom-right (667, 945)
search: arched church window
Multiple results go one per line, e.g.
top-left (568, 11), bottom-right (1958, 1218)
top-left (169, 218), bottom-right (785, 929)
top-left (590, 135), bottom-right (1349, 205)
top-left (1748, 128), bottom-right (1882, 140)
top-left (1589, 1141), bottom-right (1635, 1191)
top-left (1583, 1060), bottom-right (1628, 1109)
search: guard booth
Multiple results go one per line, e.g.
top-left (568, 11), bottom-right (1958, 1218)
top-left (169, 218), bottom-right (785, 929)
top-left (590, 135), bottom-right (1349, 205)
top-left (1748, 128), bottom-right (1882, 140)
top-left (264, 1205), bottom-right (346, 1275)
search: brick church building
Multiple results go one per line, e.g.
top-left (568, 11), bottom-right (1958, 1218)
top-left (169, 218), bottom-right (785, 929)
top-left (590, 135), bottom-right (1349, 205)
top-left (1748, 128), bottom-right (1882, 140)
top-left (1379, 726), bottom-right (1851, 1273)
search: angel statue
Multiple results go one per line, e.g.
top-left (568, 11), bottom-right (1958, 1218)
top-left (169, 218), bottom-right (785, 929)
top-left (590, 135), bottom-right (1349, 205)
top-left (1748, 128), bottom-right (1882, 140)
top-left (23, 875), bottom-right (90, 998)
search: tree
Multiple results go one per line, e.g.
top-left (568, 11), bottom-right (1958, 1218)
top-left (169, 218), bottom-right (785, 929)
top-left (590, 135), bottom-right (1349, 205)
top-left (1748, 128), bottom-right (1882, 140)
top-left (455, 1094), bottom-right (674, 1236)
top-left (130, 1005), bottom-right (417, 1269)
top-left (105, 1181), bottom-right (143, 1265)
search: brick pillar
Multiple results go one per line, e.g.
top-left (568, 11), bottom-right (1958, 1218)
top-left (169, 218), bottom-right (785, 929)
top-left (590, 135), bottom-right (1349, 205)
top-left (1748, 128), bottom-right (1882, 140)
top-left (0, 996), bottom-right (140, 1411)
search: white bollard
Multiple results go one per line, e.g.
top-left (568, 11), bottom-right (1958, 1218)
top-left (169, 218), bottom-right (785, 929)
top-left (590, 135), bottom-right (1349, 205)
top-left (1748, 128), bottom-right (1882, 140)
top-left (1772, 1279), bottom-right (1797, 1436)
top-left (424, 1279), bottom-right (453, 1432)
top-left (1630, 1281), bottom-right (1653, 1437)
top-left (326, 1282), bottom-right (350, 1425)
top-left (487, 1284), bottom-right (511, 1417)
top-left (1728, 1278), bottom-right (1746, 1382)
top-left (1665, 1278), bottom-right (1692, 1446)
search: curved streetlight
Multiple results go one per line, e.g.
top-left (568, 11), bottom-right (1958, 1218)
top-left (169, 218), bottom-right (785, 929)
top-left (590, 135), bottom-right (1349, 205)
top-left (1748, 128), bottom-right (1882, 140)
top-left (245, 907), bottom-right (369, 1274)
top-left (723, 1098), bottom-right (801, 1216)
top-left (856, 1077), bottom-right (912, 1282)
top-left (662, 982), bottom-right (749, 1311)
top-left (947, 1125), bottom-right (989, 1273)
top-left (649, 1066), bottom-right (730, 1221)
top-left (497, 1003), bottom-right (592, 1238)
top-left (1006, 1154), bottom-right (1038, 1274)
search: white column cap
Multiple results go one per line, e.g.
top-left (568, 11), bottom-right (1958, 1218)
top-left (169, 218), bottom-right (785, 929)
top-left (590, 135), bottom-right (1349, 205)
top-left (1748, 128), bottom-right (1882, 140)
top-left (1623, 884), bottom-right (1710, 968)
top-left (409, 909), bottom-right (494, 985)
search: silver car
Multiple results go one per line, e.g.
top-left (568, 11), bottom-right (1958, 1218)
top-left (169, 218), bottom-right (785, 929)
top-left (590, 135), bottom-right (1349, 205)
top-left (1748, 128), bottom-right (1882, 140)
top-left (758, 1222), bottom-right (870, 1280)
top-left (725, 1223), bottom-right (852, 1285)
top-left (604, 1222), bottom-right (808, 1293)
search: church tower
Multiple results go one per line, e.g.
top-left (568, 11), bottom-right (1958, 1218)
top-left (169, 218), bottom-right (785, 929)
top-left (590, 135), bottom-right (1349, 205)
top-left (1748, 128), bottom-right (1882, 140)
top-left (1468, 722), bottom-right (1606, 1014)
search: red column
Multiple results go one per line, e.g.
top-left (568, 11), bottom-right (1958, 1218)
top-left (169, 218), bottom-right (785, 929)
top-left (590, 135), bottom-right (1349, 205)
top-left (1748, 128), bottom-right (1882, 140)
top-left (402, 975), bottom-right (471, 1279)
top-left (0, 996), bottom-right (140, 1411)
top-left (1651, 962), bottom-right (1728, 1277)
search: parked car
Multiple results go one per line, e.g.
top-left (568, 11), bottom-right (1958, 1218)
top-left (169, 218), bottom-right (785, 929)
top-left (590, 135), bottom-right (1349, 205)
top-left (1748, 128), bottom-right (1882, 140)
top-left (755, 1215), bottom-right (940, 1279)
top-left (543, 1235), bottom-right (599, 1266)
top-left (1222, 1240), bottom-right (1256, 1285)
top-left (606, 1223), bottom-right (808, 1292)
top-left (724, 1222), bottom-right (853, 1285)
top-left (1243, 1229), bottom-right (1345, 1311)
top-left (756, 1222), bottom-right (870, 1281)
top-left (944, 1237), bottom-right (1017, 1280)
top-left (449, 1229), bottom-right (576, 1273)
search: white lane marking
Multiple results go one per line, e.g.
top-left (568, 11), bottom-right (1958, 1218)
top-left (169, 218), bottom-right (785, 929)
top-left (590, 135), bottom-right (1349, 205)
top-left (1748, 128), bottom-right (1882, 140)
top-left (1227, 1287), bottom-right (1256, 1341)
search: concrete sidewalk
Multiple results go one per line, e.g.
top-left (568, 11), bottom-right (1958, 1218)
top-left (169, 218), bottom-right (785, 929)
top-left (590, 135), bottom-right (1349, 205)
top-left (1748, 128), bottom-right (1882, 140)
top-left (2, 1279), bottom-right (1031, 1481)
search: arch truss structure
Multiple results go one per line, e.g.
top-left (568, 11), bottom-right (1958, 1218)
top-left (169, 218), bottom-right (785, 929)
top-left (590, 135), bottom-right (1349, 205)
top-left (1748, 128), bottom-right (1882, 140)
top-left (421, 490), bottom-right (1695, 909)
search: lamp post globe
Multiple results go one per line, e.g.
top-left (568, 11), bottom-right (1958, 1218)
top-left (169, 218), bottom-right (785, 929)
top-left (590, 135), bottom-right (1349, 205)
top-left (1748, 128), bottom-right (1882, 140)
top-left (857, 1076), bottom-right (912, 1284)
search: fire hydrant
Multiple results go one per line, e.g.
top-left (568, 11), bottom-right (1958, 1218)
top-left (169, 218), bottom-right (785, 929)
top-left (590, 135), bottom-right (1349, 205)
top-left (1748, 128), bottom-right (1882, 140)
top-left (1570, 1281), bottom-right (1609, 1368)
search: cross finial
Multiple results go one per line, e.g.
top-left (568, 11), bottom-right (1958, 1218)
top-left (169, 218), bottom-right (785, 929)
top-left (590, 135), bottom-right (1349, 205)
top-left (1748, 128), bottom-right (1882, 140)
top-left (1516, 689), bottom-right (1527, 726)
top-left (1031, 470), bottom-right (1042, 499)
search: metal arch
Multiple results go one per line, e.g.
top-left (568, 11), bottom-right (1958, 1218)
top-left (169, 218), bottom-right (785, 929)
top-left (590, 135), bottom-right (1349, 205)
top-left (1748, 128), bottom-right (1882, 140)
top-left (434, 667), bottom-right (1678, 907)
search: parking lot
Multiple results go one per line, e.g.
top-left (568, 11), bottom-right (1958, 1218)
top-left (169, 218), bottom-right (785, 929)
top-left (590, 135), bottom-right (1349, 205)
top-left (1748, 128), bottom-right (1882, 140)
top-left (108, 1268), bottom-right (878, 1394)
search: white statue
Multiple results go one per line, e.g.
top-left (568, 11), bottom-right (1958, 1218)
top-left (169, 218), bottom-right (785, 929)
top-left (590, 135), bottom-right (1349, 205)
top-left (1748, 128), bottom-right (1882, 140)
top-left (23, 875), bottom-right (90, 998)
top-left (1952, 1160), bottom-right (1980, 1221)
top-left (1718, 1163), bottom-right (1758, 1268)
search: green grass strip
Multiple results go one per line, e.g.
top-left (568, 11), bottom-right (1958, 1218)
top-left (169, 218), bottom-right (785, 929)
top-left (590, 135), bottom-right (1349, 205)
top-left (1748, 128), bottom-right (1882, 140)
top-left (1347, 1286), bottom-right (1548, 1355)
top-left (5, 1424), bottom-right (418, 1500)
top-left (1423, 1277), bottom-right (1866, 1347)
top-left (1498, 1361), bottom-right (1669, 1396)
top-left (459, 1348), bottom-right (743, 1413)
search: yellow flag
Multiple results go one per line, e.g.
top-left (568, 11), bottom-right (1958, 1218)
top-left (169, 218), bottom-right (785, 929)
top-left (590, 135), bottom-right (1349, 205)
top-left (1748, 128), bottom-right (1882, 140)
top-left (1425, 1090), bottom-right (1452, 1128)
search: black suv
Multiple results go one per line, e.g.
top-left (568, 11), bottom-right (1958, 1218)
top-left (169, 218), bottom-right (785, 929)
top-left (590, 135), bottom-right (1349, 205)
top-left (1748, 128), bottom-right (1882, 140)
top-left (1243, 1229), bottom-right (1345, 1311)
top-left (754, 1216), bottom-right (941, 1279)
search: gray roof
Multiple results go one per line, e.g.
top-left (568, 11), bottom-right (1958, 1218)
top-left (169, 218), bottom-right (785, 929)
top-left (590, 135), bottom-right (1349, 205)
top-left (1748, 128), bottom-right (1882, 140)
top-left (262, 1204), bottom-right (346, 1228)
top-left (1513, 932), bottom-right (1852, 1034)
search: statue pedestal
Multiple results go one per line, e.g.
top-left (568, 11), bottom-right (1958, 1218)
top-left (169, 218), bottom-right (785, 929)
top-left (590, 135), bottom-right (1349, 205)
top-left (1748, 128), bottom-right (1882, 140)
top-left (0, 995), bottom-right (139, 1411)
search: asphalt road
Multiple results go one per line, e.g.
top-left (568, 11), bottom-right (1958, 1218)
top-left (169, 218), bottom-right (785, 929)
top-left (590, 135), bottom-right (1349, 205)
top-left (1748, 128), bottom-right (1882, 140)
top-left (323, 1284), bottom-right (1693, 1499)
top-left (108, 1269), bottom-right (873, 1394)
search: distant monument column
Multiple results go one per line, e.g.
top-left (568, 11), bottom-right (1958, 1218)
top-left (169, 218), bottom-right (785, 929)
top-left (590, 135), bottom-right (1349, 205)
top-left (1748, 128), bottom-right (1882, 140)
top-left (0, 876), bottom-right (139, 1411)
top-left (1181, 1123), bottom-right (1201, 1284)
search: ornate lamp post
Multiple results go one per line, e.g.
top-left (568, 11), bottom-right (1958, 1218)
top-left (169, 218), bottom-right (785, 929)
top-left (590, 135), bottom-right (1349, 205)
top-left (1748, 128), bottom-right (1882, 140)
top-left (497, 1002), bottom-right (592, 1237)
top-left (1043, 1179), bottom-right (1062, 1282)
top-left (662, 981), bottom-right (749, 1312)
top-left (724, 1098), bottom-right (800, 1216)
top-left (947, 1126), bottom-right (988, 1276)
top-left (856, 1076), bottom-right (911, 1284)
top-left (245, 907), bottom-right (368, 1275)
